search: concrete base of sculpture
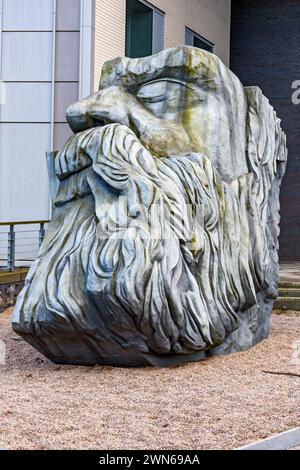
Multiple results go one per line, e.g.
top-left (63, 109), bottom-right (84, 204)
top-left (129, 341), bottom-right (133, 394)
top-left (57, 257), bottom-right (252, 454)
top-left (12, 46), bottom-right (287, 367)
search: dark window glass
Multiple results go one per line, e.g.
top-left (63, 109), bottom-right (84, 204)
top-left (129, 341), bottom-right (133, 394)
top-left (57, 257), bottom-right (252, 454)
top-left (193, 35), bottom-right (214, 52)
top-left (126, 0), bottom-right (153, 58)
top-left (185, 28), bottom-right (214, 53)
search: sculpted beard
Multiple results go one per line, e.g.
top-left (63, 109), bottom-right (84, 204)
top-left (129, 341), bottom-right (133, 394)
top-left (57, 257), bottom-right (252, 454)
top-left (13, 122), bottom-right (272, 364)
top-left (11, 46), bottom-right (287, 366)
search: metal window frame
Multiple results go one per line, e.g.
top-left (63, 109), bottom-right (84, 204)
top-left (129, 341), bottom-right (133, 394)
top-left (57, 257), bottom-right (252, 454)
top-left (185, 27), bottom-right (214, 52)
top-left (137, 0), bottom-right (164, 16)
top-left (152, 8), bottom-right (164, 54)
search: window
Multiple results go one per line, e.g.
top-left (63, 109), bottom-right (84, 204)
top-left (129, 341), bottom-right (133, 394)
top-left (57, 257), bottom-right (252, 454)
top-left (126, 0), bottom-right (164, 58)
top-left (185, 28), bottom-right (214, 53)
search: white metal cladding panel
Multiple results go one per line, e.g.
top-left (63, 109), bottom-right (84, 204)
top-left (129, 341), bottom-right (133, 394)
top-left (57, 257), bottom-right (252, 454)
top-left (0, 0), bottom-right (82, 223)
top-left (2, 0), bottom-right (53, 31)
top-left (1, 83), bottom-right (52, 122)
top-left (0, 82), bottom-right (78, 123)
top-left (54, 123), bottom-right (73, 150)
top-left (0, 124), bottom-right (50, 221)
top-left (54, 82), bottom-right (79, 122)
top-left (2, 32), bottom-right (53, 81)
top-left (56, 0), bottom-right (81, 31)
top-left (55, 31), bottom-right (80, 82)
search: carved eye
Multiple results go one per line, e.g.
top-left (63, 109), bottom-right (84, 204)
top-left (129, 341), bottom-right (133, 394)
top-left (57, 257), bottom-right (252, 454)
top-left (137, 80), bottom-right (169, 103)
top-left (137, 79), bottom-right (203, 117)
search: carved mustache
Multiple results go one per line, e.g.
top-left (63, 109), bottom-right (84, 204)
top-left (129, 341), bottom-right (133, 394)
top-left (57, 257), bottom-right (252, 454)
top-left (55, 127), bottom-right (97, 180)
top-left (52, 124), bottom-right (157, 207)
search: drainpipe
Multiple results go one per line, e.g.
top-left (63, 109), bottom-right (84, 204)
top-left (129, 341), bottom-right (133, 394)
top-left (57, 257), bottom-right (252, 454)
top-left (48, 0), bottom-right (57, 219)
top-left (50, 0), bottom-right (57, 151)
top-left (0, 0), bottom-right (3, 119)
top-left (79, 0), bottom-right (94, 100)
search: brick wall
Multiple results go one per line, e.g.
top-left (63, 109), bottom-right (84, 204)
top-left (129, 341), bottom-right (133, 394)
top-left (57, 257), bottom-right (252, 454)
top-left (93, 0), bottom-right (231, 89)
top-left (231, 0), bottom-right (300, 261)
top-left (93, 0), bottom-right (126, 90)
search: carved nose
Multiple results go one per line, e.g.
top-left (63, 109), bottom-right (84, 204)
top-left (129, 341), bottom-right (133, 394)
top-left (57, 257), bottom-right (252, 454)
top-left (66, 101), bottom-right (113, 133)
top-left (66, 88), bottom-right (130, 133)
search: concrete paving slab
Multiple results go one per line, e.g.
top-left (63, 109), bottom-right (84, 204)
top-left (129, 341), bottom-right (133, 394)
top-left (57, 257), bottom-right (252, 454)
top-left (236, 427), bottom-right (300, 450)
top-left (280, 263), bottom-right (300, 284)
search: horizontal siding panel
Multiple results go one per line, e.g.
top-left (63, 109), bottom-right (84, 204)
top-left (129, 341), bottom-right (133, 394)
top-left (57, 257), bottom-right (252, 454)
top-left (1, 83), bottom-right (51, 122)
top-left (2, 32), bottom-right (53, 81)
top-left (2, 0), bottom-right (53, 31)
top-left (0, 123), bottom-right (50, 221)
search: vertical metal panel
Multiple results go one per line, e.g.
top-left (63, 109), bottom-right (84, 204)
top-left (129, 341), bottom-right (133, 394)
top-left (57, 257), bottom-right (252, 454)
top-left (0, 124), bottom-right (50, 221)
top-left (2, 0), bottom-right (53, 31)
top-left (54, 123), bottom-right (73, 150)
top-left (54, 82), bottom-right (78, 122)
top-left (2, 32), bottom-right (53, 81)
top-left (1, 83), bottom-right (52, 122)
top-left (152, 9), bottom-right (164, 54)
top-left (7, 224), bottom-right (16, 271)
top-left (56, 0), bottom-right (81, 31)
top-left (55, 31), bottom-right (80, 81)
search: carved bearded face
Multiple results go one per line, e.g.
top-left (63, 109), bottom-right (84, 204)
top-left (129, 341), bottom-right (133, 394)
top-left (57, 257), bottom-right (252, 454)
top-left (12, 47), bottom-right (287, 366)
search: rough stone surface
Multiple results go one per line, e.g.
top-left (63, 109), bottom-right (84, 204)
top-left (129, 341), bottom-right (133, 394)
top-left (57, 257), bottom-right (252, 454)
top-left (12, 46), bottom-right (287, 366)
top-left (0, 283), bottom-right (24, 313)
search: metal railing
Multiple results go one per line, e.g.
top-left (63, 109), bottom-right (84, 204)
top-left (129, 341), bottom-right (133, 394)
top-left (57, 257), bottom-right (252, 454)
top-left (0, 220), bottom-right (49, 272)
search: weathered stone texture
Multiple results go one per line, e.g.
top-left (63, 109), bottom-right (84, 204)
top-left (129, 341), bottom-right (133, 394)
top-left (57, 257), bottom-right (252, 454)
top-left (12, 47), bottom-right (287, 366)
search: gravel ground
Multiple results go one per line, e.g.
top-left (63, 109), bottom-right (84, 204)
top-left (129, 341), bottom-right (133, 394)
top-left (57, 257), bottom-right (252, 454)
top-left (0, 308), bottom-right (299, 450)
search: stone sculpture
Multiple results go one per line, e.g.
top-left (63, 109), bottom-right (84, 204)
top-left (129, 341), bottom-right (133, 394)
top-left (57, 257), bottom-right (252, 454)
top-left (12, 46), bottom-right (287, 366)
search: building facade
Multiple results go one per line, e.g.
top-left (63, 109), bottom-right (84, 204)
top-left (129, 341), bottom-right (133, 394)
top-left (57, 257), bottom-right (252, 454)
top-left (0, 0), bottom-right (231, 224)
top-left (231, 0), bottom-right (300, 261)
top-left (2, 0), bottom-right (297, 261)
top-left (93, 0), bottom-right (231, 88)
top-left (0, 0), bottom-right (230, 221)
top-left (0, 0), bottom-right (94, 222)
